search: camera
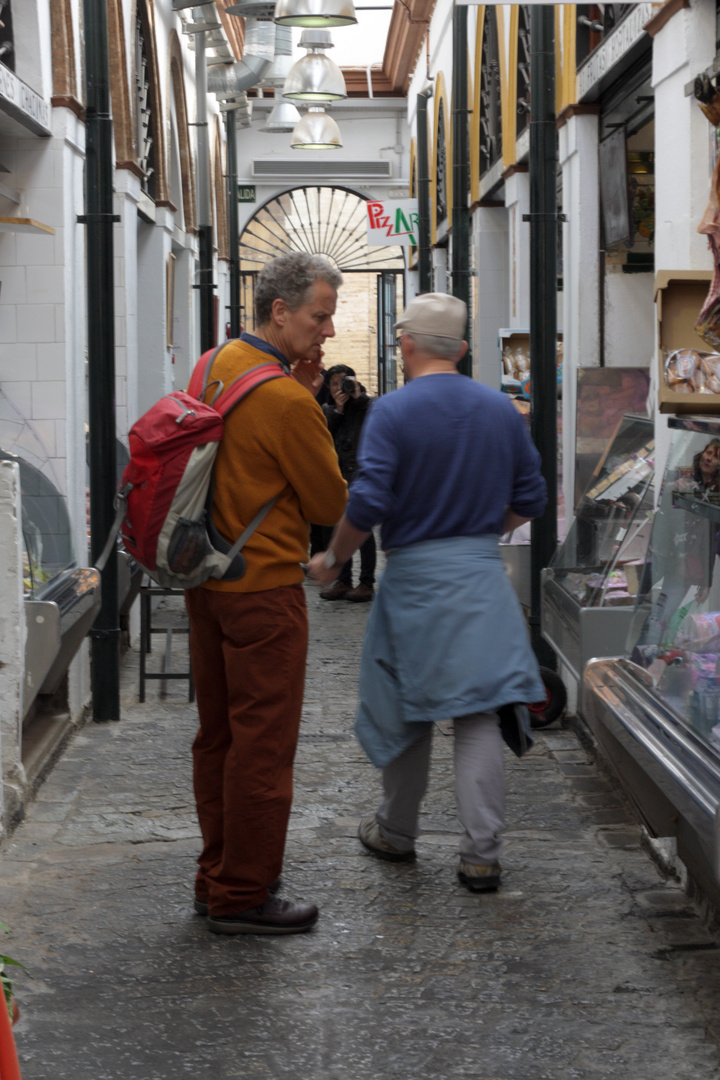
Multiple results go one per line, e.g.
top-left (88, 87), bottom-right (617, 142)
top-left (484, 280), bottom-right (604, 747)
top-left (340, 376), bottom-right (356, 395)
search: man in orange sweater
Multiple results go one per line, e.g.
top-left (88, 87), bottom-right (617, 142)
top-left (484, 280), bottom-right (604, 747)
top-left (185, 253), bottom-right (347, 935)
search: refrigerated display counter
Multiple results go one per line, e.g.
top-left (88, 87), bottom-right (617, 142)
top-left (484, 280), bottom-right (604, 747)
top-left (583, 416), bottom-right (720, 900)
top-left (541, 414), bottom-right (655, 681)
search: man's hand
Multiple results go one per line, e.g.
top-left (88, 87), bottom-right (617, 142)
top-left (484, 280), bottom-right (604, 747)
top-left (292, 354), bottom-right (325, 398)
top-left (307, 516), bottom-right (371, 584)
top-left (307, 551), bottom-right (340, 585)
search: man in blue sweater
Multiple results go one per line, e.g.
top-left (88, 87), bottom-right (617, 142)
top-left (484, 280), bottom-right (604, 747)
top-left (308, 293), bottom-right (547, 893)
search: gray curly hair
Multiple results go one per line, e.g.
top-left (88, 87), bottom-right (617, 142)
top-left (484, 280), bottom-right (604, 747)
top-left (254, 253), bottom-right (343, 325)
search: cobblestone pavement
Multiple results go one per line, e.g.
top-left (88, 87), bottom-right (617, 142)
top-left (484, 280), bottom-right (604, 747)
top-left (2, 583), bottom-right (720, 1080)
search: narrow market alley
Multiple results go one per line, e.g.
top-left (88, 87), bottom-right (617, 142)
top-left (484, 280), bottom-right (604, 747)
top-left (2, 583), bottom-right (720, 1080)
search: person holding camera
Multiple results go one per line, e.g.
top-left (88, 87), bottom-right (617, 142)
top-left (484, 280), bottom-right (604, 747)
top-left (320, 364), bottom-right (376, 602)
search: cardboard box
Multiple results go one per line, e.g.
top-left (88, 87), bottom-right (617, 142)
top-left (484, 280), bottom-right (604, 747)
top-left (655, 270), bottom-right (716, 414)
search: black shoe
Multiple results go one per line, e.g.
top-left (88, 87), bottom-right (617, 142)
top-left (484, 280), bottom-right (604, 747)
top-left (194, 876), bottom-right (281, 916)
top-left (207, 896), bottom-right (319, 935)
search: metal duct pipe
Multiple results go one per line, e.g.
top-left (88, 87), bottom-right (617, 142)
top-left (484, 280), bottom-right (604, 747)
top-left (207, 20), bottom-right (275, 97)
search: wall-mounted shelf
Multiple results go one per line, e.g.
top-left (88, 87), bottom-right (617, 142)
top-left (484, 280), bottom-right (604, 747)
top-left (0, 218), bottom-right (55, 235)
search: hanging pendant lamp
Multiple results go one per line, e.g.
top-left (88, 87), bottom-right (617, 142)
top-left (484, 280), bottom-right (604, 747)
top-left (262, 100), bottom-right (302, 132)
top-left (274, 0), bottom-right (357, 27)
top-left (282, 30), bottom-right (346, 102)
top-left (172, 0), bottom-right (214, 9)
top-left (291, 106), bottom-right (342, 149)
top-left (225, 1), bottom-right (277, 17)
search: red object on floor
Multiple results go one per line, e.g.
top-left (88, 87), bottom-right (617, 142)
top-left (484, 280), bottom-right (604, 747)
top-left (0, 996), bottom-right (22, 1080)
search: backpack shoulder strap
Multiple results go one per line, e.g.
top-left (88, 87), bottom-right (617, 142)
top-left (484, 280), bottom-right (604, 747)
top-left (214, 362), bottom-right (290, 418)
top-left (186, 341), bottom-right (230, 402)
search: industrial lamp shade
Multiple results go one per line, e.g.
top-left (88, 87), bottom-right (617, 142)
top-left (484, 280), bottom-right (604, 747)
top-left (262, 101), bottom-right (302, 132)
top-left (282, 31), bottom-right (346, 101)
top-left (274, 0), bottom-right (357, 27)
top-left (291, 107), bottom-right (342, 149)
top-left (172, 0), bottom-right (214, 9)
top-left (225, 1), bottom-right (276, 17)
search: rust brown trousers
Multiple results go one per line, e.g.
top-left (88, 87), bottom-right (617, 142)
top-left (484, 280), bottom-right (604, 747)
top-left (185, 584), bottom-right (308, 916)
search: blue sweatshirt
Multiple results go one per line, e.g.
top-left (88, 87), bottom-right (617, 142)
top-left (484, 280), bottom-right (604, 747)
top-left (346, 373), bottom-right (547, 550)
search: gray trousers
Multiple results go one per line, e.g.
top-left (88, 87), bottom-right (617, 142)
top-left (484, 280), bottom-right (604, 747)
top-left (376, 711), bottom-right (505, 865)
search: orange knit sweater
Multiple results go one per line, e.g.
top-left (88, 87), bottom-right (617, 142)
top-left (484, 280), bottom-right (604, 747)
top-left (200, 339), bottom-right (347, 593)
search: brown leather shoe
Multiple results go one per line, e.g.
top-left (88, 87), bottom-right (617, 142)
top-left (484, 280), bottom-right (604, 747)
top-left (345, 583), bottom-right (374, 602)
top-left (320, 581), bottom-right (351, 601)
top-left (194, 876), bottom-right (281, 916)
top-left (207, 896), bottom-right (319, 935)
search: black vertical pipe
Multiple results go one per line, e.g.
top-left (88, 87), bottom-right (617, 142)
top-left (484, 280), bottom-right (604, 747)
top-left (196, 31), bottom-right (215, 352)
top-left (83, 0), bottom-right (120, 720)
top-left (416, 89), bottom-right (432, 294)
top-left (226, 111), bottom-right (241, 338)
top-left (451, 4), bottom-right (472, 377)
top-left (528, 5), bottom-right (558, 667)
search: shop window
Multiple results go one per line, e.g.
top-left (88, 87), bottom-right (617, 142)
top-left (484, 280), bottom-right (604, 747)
top-left (135, 13), bottom-right (156, 201)
top-left (0, 0), bottom-right (14, 73)
top-left (576, 5), bottom-right (634, 68)
top-left (516, 5), bottom-right (530, 141)
top-left (479, 7), bottom-right (502, 178)
top-left (599, 123), bottom-right (654, 274)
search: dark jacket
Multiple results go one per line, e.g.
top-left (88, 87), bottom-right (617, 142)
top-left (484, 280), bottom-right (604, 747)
top-left (323, 393), bottom-right (371, 484)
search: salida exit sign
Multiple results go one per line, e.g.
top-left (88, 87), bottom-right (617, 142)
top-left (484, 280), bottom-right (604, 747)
top-left (237, 185), bottom-right (256, 203)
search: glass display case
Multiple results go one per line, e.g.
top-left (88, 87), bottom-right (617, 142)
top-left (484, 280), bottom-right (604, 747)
top-left (583, 416), bottom-right (720, 902)
top-left (625, 418), bottom-right (720, 742)
top-left (541, 414), bottom-right (655, 680)
top-left (0, 449), bottom-right (101, 720)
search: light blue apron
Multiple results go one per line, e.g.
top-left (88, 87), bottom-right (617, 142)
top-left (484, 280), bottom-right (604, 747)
top-left (355, 535), bottom-right (545, 768)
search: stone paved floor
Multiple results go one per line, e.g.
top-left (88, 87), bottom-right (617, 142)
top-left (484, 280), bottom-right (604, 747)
top-left (2, 583), bottom-right (720, 1079)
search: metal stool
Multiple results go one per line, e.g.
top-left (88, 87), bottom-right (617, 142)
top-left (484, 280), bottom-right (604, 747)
top-left (139, 579), bottom-right (195, 703)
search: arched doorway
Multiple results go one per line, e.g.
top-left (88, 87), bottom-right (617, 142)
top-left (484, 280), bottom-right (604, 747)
top-left (239, 186), bottom-right (404, 394)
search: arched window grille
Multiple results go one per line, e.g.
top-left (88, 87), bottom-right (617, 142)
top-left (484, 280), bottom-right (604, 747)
top-left (516, 5), bottom-right (530, 140)
top-left (0, 0), bottom-right (14, 72)
top-left (135, 14), bottom-right (156, 200)
top-left (239, 186), bottom-right (404, 272)
top-left (479, 8), bottom-right (502, 177)
top-left (436, 99), bottom-right (448, 226)
top-left (576, 5), bottom-right (633, 67)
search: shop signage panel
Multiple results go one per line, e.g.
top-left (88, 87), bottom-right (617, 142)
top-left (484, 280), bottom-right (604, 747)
top-left (0, 66), bottom-right (51, 137)
top-left (576, 3), bottom-right (657, 99)
top-left (367, 199), bottom-right (419, 248)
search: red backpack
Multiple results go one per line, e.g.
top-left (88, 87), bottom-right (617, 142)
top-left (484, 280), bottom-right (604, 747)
top-left (116, 342), bottom-right (290, 589)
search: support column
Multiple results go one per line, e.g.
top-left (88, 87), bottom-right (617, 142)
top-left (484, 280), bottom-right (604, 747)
top-left (472, 207), bottom-right (509, 388)
top-left (528, 4), bottom-right (558, 668)
top-left (83, 0), bottom-right (119, 721)
top-left (558, 111), bottom-right (600, 524)
top-left (416, 90), bottom-right (432, 294)
top-left (504, 171), bottom-right (531, 327)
